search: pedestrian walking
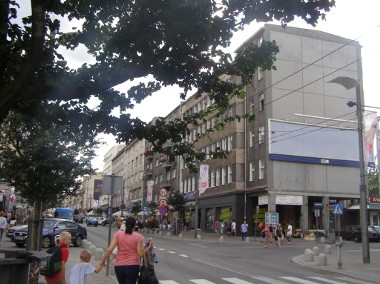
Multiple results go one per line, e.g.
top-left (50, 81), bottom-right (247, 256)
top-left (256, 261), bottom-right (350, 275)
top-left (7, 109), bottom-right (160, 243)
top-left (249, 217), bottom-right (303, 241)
top-left (214, 219), bottom-right (221, 238)
top-left (69, 249), bottom-right (103, 284)
top-left (220, 220), bottom-right (225, 236)
top-left (286, 223), bottom-right (293, 245)
top-left (0, 211), bottom-right (7, 242)
top-left (241, 220), bottom-right (248, 241)
top-left (263, 224), bottom-right (270, 248)
top-left (231, 219), bottom-right (236, 237)
top-left (99, 216), bottom-right (154, 284)
top-left (275, 223), bottom-right (283, 247)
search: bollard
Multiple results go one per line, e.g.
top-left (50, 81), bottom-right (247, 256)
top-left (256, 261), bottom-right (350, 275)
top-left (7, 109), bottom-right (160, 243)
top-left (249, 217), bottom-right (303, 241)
top-left (304, 249), bottom-right (314, 262)
top-left (312, 246), bottom-right (320, 256)
top-left (197, 234), bottom-right (202, 241)
top-left (320, 237), bottom-right (326, 243)
top-left (324, 245), bottom-right (332, 254)
top-left (336, 238), bottom-right (343, 269)
top-left (81, 239), bottom-right (89, 248)
top-left (95, 248), bottom-right (104, 260)
top-left (245, 237), bottom-right (250, 242)
top-left (317, 253), bottom-right (327, 266)
top-left (83, 241), bottom-right (92, 249)
top-left (219, 236), bottom-right (224, 242)
top-left (166, 232), bottom-right (172, 238)
top-left (178, 233), bottom-right (183, 239)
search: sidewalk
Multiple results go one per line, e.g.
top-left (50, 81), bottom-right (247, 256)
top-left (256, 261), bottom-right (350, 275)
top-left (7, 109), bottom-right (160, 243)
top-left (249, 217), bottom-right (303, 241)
top-left (37, 230), bottom-right (380, 283)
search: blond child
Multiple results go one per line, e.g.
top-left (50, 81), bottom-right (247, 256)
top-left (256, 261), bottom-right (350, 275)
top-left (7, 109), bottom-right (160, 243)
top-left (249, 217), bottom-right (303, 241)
top-left (69, 249), bottom-right (103, 284)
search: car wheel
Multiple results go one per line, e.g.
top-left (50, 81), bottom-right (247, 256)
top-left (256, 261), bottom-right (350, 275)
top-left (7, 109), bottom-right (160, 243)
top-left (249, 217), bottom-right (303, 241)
top-left (74, 236), bottom-right (83, 247)
top-left (42, 236), bottom-right (52, 248)
top-left (16, 243), bottom-right (25, 247)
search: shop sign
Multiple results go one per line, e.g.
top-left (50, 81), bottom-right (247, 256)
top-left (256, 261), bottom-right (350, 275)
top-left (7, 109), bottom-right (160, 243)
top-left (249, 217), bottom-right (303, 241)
top-left (313, 202), bottom-right (323, 209)
top-left (219, 207), bottom-right (232, 222)
top-left (253, 207), bottom-right (267, 223)
top-left (369, 196), bottom-right (380, 204)
top-left (276, 195), bottom-right (302, 205)
top-left (258, 195), bottom-right (268, 205)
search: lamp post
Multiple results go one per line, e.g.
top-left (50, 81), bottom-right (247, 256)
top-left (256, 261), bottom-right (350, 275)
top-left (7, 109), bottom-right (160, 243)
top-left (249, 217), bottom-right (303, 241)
top-left (194, 165), bottom-right (200, 239)
top-left (328, 76), bottom-right (370, 263)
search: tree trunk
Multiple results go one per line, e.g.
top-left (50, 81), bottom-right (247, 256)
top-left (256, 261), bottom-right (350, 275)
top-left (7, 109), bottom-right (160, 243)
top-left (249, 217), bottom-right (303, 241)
top-left (31, 201), bottom-right (43, 251)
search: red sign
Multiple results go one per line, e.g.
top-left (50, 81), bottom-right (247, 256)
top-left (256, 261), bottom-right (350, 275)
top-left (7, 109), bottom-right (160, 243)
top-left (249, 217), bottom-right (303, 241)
top-left (159, 206), bottom-right (167, 216)
top-left (369, 196), bottom-right (380, 204)
top-left (159, 199), bottom-right (168, 206)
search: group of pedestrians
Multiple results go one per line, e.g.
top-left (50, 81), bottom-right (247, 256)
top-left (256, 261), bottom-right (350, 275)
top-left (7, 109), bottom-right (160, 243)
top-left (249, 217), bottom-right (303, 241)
top-left (260, 222), bottom-right (293, 248)
top-left (31, 216), bottom-right (155, 284)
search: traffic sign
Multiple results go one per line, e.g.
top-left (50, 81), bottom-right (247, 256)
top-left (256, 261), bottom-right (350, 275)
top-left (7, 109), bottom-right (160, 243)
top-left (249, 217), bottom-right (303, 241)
top-left (159, 206), bottom-right (167, 216)
top-left (159, 199), bottom-right (168, 206)
top-left (333, 204), bottom-right (343, 215)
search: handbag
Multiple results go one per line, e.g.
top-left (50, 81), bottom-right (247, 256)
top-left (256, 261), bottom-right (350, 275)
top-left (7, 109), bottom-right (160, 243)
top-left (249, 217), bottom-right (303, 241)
top-left (138, 255), bottom-right (159, 284)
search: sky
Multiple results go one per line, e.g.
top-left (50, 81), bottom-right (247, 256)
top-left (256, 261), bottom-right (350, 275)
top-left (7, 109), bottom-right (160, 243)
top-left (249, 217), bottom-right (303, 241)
top-left (55, 0), bottom-right (380, 170)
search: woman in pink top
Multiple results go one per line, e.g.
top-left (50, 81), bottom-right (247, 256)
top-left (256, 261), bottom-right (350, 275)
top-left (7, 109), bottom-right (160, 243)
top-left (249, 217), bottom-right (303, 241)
top-left (100, 217), bottom-right (153, 284)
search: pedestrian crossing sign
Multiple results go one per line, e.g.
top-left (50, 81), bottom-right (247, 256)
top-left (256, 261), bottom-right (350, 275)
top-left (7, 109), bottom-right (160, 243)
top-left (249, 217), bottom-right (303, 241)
top-left (333, 204), bottom-right (343, 215)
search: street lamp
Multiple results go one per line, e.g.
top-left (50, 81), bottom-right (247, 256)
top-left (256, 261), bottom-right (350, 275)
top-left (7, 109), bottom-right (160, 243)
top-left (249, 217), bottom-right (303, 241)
top-left (328, 76), bottom-right (370, 264)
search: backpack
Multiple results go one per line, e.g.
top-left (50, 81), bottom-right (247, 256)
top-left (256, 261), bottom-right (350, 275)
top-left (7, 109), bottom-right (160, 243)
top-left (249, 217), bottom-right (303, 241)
top-left (39, 246), bottom-right (62, 277)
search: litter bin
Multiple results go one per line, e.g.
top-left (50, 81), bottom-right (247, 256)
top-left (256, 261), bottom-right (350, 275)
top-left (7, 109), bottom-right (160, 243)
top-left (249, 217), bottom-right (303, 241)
top-left (0, 248), bottom-right (49, 284)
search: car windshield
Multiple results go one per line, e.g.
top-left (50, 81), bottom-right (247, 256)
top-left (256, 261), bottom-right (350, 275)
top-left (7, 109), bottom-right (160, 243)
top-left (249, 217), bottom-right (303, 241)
top-left (43, 220), bottom-right (57, 228)
top-left (373, 226), bottom-right (380, 233)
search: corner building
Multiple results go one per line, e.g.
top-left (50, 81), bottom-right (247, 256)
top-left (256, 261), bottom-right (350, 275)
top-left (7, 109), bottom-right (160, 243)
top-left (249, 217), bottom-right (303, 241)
top-left (135, 24), bottom-right (364, 236)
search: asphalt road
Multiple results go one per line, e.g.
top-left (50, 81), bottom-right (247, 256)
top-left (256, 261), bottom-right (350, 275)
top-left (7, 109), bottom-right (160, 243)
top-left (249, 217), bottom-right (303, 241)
top-left (85, 225), bottom-right (380, 284)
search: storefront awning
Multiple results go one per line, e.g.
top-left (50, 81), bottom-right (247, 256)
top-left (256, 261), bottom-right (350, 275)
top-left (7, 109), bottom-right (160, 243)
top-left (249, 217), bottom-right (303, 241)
top-left (348, 204), bottom-right (380, 210)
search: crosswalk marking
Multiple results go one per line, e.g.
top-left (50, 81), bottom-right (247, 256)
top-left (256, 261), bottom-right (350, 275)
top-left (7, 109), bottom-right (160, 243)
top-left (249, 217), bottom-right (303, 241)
top-left (335, 277), bottom-right (376, 284)
top-left (190, 280), bottom-right (216, 284)
top-left (222, 277), bottom-right (253, 284)
top-left (251, 276), bottom-right (291, 284)
top-left (179, 254), bottom-right (189, 257)
top-left (308, 276), bottom-right (346, 284)
top-left (281, 277), bottom-right (320, 284)
top-left (158, 276), bottom-right (379, 284)
top-left (167, 250), bottom-right (176, 254)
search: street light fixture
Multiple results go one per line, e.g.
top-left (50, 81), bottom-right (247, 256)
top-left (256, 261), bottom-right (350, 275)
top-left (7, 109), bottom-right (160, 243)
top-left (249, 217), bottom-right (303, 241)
top-left (328, 76), bottom-right (370, 264)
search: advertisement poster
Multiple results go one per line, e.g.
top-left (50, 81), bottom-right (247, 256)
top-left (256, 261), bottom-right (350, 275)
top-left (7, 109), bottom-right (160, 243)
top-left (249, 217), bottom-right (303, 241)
top-left (146, 180), bottom-right (154, 202)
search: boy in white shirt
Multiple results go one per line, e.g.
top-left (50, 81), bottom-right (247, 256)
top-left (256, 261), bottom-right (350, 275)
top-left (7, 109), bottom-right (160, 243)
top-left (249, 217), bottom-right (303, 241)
top-left (69, 249), bottom-right (103, 284)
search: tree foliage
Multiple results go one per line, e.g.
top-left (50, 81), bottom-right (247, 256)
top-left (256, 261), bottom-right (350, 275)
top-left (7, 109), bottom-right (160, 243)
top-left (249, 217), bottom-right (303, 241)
top-left (368, 165), bottom-right (379, 197)
top-left (148, 201), bottom-right (158, 216)
top-left (0, 105), bottom-right (97, 208)
top-left (167, 190), bottom-right (186, 212)
top-left (131, 200), bottom-right (141, 216)
top-left (1, 0), bottom-right (335, 170)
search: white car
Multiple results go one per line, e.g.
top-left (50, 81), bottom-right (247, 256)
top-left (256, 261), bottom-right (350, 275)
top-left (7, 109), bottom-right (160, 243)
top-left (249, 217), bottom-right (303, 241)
top-left (6, 225), bottom-right (27, 238)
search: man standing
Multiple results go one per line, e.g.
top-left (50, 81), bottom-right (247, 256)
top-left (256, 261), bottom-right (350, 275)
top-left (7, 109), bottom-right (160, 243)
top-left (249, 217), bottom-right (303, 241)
top-left (286, 223), bottom-right (293, 245)
top-left (241, 220), bottom-right (248, 241)
top-left (231, 219), bottom-right (236, 237)
top-left (214, 219), bottom-right (220, 238)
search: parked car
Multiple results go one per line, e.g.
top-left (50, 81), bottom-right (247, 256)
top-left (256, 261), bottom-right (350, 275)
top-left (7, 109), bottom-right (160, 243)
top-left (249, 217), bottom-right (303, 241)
top-left (101, 218), bottom-right (110, 226)
top-left (73, 215), bottom-right (84, 223)
top-left (6, 225), bottom-right (27, 238)
top-left (12, 218), bottom-right (87, 248)
top-left (86, 217), bottom-right (98, 227)
top-left (340, 225), bottom-right (380, 242)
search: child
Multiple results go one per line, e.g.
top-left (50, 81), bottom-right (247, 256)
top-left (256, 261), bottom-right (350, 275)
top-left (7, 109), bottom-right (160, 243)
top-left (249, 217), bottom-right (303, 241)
top-left (69, 249), bottom-right (103, 284)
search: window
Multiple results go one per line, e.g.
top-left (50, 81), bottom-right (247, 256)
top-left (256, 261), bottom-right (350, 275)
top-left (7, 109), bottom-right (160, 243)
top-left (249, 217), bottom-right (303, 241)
top-left (258, 67), bottom-right (264, 80)
top-left (221, 167), bottom-right (226, 185)
top-left (216, 168), bottom-right (220, 186)
top-left (250, 100), bottom-right (255, 114)
top-left (259, 126), bottom-right (265, 144)
top-left (249, 130), bottom-right (255, 147)
top-left (228, 135), bottom-right (233, 150)
top-left (227, 166), bottom-right (232, 183)
top-left (210, 170), bottom-right (215, 187)
top-left (249, 162), bottom-right (255, 181)
top-left (258, 36), bottom-right (263, 47)
top-left (221, 138), bottom-right (227, 151)
top-left (172, 169), bottom-right (176, 179)
top-left (191, 176), bottom-right (195, 191)
top-left (259, 93), bottom-right (264, 111)
top-left (259, 160), bottom-right (265, 180)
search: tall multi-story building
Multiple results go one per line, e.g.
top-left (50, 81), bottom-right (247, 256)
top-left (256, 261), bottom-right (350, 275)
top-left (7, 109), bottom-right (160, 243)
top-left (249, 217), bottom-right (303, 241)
top-left (113, 24), bottom-right (369, 235)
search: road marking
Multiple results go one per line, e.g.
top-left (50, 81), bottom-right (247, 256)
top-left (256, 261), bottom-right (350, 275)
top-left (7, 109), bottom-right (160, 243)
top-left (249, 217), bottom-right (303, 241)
top-left (308, 276), bottom-right (346, 284)
top-left (281, 277), bottom-right (320, 284)
top-left (336, 277), bottom-right (377, 284)
top-left (159, 281), bottom-right (180, 284)
top-left (251, 276), bottom-right (290, 284)
top-left (222, 277), bottom-right (253, 284)
top-left (167, 250), bottom-right (176, 254)
top-left (190, 280), bottom-right (216, 284)
top-left (157, 248), bottom-right (165, 251)
top-left (179, 254), bottom-right (189, 257)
